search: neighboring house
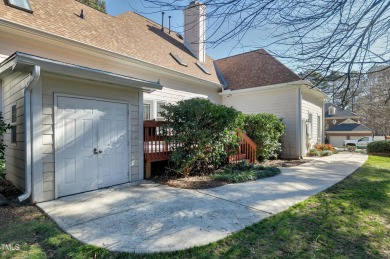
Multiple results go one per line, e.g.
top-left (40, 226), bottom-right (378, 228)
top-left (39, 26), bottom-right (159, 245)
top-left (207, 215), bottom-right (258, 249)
top-left (0, 0), bottom-right (327, 203)
top-left (325, 103), bottom-right (372, 147)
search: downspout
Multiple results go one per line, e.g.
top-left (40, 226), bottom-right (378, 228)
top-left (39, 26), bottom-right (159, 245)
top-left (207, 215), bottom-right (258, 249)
top-left (297, 87), bottom-right (302, 159)
top-left (18, 65), bottom-right (41, 202)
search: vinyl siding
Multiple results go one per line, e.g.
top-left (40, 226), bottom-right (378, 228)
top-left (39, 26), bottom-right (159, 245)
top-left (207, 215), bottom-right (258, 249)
top-left (2, 72), bottom-right (30, 190)
top-left (222, 87), bottom-right (298, 158)
top-left (301, 90), bottom-right (323, 153)
top-left (41, 73), bottom-right (141, 201)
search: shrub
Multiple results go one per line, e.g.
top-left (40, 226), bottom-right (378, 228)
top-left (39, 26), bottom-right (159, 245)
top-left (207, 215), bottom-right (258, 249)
top-left (308, 149), bottom-right (320, 156)
top-left (241, 113), bottom-right (285, 161)
top-left (320, 150), bottom-right (333, 156)
top-left (367, 140), bottom-right (390, 154)
top-left (0, 112), bottom-right (11, 180)
top-left (314, 144), bottom-right (334, 152)
top-left (161, 98), bottom-right (241, 176)
top-left (347, 145), bottom-right (357, 152)
top-left (211, 161), bottom-right (281, 183)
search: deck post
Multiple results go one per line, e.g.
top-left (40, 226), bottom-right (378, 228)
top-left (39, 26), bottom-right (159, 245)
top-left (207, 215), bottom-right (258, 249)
top-left (145, 162), bottom-right (152, 179)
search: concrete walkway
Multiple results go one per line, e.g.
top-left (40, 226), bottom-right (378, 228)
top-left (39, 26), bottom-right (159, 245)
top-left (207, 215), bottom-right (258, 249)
top-left (38, 153), bottom-right (367, 253)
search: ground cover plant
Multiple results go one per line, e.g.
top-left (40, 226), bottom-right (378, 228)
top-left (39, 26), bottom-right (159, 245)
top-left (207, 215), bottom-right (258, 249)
top-left (1, 155), bottom-right (388, 258)
top-left (211, 161), bottom-right (281, 183)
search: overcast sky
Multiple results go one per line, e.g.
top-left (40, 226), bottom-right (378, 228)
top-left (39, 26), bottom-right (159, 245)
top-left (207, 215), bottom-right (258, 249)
top-left (105, 0), bottom-right (272, 60)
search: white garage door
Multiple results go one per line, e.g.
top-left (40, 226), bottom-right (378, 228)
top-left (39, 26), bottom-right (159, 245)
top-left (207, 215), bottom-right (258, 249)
top-left (56, 96), bottom-right (129, 197)
top-left (329, 136), bottom-right (347, 147)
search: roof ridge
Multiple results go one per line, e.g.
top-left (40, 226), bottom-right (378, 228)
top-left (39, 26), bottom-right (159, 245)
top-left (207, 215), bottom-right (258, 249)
top-left (215, 48), bottom-right (266, 61)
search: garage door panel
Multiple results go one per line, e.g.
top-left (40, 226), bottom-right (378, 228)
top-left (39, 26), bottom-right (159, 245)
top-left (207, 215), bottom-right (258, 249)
top-left (56, 96), bottom-right (129, 197)
top-left (329, 136), bottom-right (347, 147)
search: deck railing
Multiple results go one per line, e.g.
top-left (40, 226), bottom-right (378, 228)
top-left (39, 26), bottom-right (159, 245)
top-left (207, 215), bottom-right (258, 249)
top-left (144, 121), bottom-right (257, 164)
top-left (228, 130), bottom-right (257, 164)
top-left (144, 120), bottom-right (169, 162)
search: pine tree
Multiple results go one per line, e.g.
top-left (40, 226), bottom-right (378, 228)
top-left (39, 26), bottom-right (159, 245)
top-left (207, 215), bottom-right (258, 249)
top-left (78, 0), bottom-right (106, 13)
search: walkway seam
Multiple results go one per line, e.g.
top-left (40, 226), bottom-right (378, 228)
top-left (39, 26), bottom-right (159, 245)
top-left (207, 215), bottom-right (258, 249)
top-left (194, 189), bottom-right (274, 215)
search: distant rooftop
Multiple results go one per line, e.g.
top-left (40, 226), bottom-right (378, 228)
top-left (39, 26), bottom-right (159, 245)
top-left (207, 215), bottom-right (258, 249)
top-left (325, 103), bottom-right (359, 118)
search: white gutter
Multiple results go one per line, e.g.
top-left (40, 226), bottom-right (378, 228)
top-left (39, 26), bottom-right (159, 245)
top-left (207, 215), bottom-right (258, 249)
top-left (18, 65), bottom-right (40, 202)
top-left (297, 87), bottom-right (303, 158)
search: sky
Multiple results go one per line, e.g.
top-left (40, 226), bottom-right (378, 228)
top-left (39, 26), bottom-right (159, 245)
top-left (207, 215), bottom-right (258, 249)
top-left (105, 0), bottom-right (271, 60)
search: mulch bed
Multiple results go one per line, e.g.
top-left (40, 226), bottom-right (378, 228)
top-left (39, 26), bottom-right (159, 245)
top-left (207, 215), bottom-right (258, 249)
top-left (151, 159), bottom-right (310, 189)
top-left (0, 179), bottom-right (36, 223)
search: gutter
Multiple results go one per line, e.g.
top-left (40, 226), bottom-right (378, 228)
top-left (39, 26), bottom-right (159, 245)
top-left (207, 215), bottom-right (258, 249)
top-left (18, 65), bottom-right (40, 202)
top-left (297, 87), bottom-right (303, 158)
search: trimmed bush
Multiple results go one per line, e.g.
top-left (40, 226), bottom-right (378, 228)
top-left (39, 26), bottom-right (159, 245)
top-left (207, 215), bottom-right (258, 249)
top-left (320, 150), bottom-right (333, 156)
top-left (0, 112), bottom-right (11, 180)
top-left (211, 161), bottom-right (281, 183)
top-left (367, 140), bottom-right (390, 155)
top-left (314, 144), bottom-right (334, 152)
top-left (161, 98), bottom-right (241, 176)
top-left (308, 149), bottom-right (320, 156)
top-left (241, 113), bottom-right (285, 161)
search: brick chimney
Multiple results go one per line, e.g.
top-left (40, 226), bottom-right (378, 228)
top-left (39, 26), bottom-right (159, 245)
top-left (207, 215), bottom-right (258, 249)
top-left (184, 1), bottom-right (206, 63)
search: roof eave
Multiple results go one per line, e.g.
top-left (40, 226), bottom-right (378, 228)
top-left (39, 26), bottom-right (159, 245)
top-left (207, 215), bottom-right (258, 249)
top-left (219, 80), bottom-right (305, 96)
top-left (6, 52), bottom-right (162, 92)
top-left (0, 19), bottom-right (223, 90)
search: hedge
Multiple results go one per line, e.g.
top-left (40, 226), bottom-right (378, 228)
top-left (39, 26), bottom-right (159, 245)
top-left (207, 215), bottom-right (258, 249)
top-left (367, 140), bottom-right (390, 155)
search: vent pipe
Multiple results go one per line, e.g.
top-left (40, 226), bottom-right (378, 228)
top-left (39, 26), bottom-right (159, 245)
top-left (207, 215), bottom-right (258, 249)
top-left (161, 12), bottom-right (165, 31)
top-left (168, 16), bottom-right (172, 34)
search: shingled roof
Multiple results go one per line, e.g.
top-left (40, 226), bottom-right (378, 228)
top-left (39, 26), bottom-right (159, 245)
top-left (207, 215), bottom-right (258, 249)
top-left (324, 103), bottom-right (359, 118)
top-left (0, 0), bottom-right (221, 84)
top-left (326, 123), bottom-right (372, 132)
top-left (214, 49), bottom-right (302, 90)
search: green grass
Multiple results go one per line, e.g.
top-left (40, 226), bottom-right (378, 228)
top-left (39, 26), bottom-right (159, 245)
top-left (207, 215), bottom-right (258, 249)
top-left (1, 155), bottom-right (389, 258)
top-left (211, 162), bottom-right (281, 183)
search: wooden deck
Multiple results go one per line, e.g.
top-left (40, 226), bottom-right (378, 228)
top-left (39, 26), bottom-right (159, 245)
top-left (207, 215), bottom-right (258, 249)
top-left (143, 121), bottom-right (257, 178)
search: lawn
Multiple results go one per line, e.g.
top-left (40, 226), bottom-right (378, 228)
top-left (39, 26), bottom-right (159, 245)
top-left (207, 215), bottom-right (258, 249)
top-left (1, 155), bottom-right (389, 258)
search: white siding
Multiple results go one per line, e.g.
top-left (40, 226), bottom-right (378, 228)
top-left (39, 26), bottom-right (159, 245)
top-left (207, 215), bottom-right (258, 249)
top-left (2, 72), bottom-right (30, 190)
top-left (222, 87), bottom-right (298, 158)
top-left (301, 89), bottom-right (324, 154)
top-left (41, 73), bottom-right (141, 201)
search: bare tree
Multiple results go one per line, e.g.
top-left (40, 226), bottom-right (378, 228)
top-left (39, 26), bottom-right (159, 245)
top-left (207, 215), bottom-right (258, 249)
top-left (142, 0), bottom-right (390, 106)
top-left (355, 66), bottom-right (390, 136)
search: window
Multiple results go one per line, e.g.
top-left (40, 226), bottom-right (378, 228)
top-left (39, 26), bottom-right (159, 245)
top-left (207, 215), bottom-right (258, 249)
top-left (11, 105), bottom-right (17, 123)
top-left (143, 104), bottom-right (151, 121)
top-left (196, 62), bottom-right (211, 75)
top-left (6, 0), bottom-right (32, 12)
top-left (156, 101), bottom-right (166, 121)
top-left (308, 113), bottom-right (313, 139)
top-left (11, 104), bottom-right (17, 144)
top-left (317, 115), bottom-right (321, 143)
top-left (170, 52), bottom-right (188, 67)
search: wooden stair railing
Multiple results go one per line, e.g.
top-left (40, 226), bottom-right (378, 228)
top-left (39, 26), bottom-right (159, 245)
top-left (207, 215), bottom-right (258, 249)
top-left (144, 121), bottom-right (258, 178)
top-left (228, 131), bottom-right (257, 164)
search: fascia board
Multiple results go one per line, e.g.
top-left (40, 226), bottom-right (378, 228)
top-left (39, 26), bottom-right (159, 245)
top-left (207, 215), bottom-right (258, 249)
top-left (14, 53), bottom-right (163, 92)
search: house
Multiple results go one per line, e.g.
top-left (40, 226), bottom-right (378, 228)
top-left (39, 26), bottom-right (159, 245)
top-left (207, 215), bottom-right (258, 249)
top-left (325, 103), bottom-right (373, 147)
top-left (0, 0), bottom-right (327, 203)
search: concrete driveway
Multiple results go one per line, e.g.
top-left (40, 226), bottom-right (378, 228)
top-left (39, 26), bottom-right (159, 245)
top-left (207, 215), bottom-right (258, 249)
top-left (38, 153), bottom-right (367, 253)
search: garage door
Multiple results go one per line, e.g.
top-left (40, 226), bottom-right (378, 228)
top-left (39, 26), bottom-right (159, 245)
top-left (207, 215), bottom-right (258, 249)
top-left (56, 96), bottom-right (129, 197)
top-left (329, 136), bottom-right (347, 147)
